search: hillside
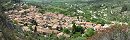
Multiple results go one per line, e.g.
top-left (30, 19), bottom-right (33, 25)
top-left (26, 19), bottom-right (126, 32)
top-left (0, 0), bottom-right (130, 40)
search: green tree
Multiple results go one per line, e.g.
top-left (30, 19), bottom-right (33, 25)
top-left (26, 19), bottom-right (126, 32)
top-left (83, 28), bottom-right (95, 37)
top-left (62, 28), bottom-right (70, 34)
top-left (72, 22), bottom-right (84, 34)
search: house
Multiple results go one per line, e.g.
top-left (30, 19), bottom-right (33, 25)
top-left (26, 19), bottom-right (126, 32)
top-left (77, 22), bottom-right (96, 28)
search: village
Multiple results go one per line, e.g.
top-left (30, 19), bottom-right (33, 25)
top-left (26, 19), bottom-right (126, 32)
top-left (4, 4), bottom-right (115, 37)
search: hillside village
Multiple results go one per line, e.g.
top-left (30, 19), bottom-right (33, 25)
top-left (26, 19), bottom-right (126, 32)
top-left (0, 0), bottom-right (130, 40)
top-left (4, 4), bottom-right (118, 37)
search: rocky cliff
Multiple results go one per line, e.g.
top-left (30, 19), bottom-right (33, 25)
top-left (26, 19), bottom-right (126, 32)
top-left (88, 24), bottom-right (129, 40)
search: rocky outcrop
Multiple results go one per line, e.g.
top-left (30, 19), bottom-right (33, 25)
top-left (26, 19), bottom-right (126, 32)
top-left (0, 13), bottom-right (26, 40)
top-left (88, 24), bottom-right (129, 40)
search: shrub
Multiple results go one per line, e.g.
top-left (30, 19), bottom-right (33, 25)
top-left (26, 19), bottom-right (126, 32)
top-left (62, 28), bottom-right (70, 34)
top-left (90, 18), bottom-right (110, 26)
top-left (71, 37), bottom-right (86, 40)
top-left (12, 20), bottom-right (18, 25)
top-left (39, 9), bottom-right (45, 14)
top-left (72, 32), bottom-right (82, 37)
top-left (72, 23), bottom-right (84, 34)
top-left (83, 28), bottom-right (95, 37)
top-left (28, 25), bottom-right (33, 31)
top-left (75, 26), bottom-right (84, 34)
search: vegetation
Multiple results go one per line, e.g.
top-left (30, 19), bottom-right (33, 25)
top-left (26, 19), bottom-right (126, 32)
top-left (72, 23), bottom-right (84, 34)
top-left (60, 23), bottom-right (95, 40)
top-left (83, 28), bottom-right (95, 37)
top-left (62, 28), bottom-right (70, 34)
top-left (0, 0), bottom-right (130, 40)
top-left (26, 0), bottom-right (130, 24)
